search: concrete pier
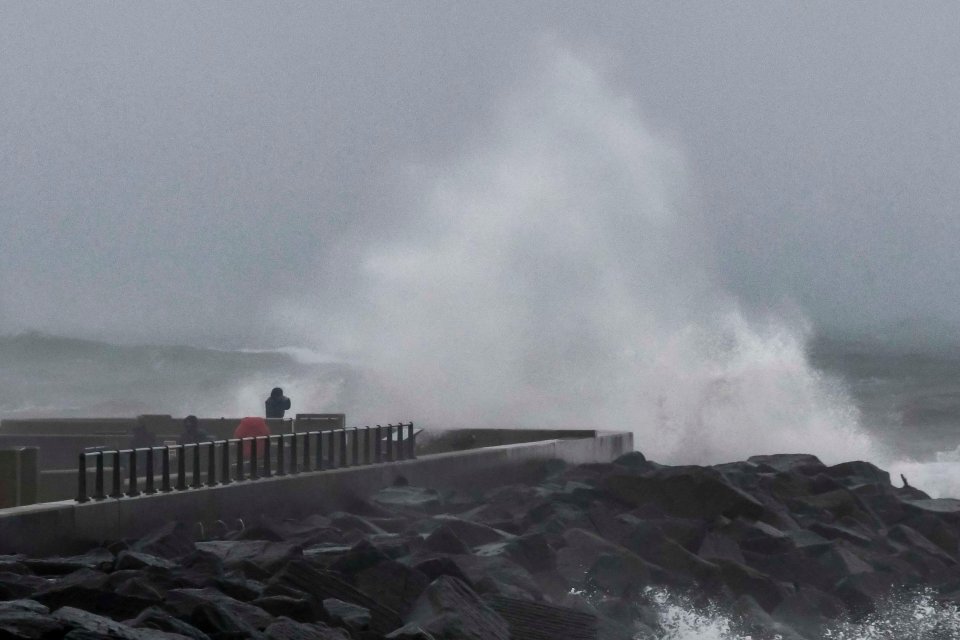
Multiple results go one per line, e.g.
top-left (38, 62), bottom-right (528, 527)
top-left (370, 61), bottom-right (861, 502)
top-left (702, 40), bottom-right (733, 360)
top-left (0, 429), bottom-right (631, 556)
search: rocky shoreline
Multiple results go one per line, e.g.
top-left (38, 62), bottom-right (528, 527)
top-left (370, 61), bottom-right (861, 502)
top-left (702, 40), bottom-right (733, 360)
top-left (1, 451), bottom-right (959, 639)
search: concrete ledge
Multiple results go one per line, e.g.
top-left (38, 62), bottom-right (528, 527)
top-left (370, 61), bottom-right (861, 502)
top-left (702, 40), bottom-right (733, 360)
top-left (0, 430), bottom-right (631, 556)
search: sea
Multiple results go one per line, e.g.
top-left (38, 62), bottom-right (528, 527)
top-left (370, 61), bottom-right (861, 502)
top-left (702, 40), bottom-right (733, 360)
top-left (4, 329), bottom-right (960, 637)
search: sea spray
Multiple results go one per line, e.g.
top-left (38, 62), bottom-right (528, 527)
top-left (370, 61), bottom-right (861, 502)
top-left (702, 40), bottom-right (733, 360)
top-left (620, 587), bottom-right (960, 639)
top-left (288, 41), bottom-right (877, 466)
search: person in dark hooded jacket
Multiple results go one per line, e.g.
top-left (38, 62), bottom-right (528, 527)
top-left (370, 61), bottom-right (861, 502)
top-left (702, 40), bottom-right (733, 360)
top-left (265, 387), bottom-right (291, 419)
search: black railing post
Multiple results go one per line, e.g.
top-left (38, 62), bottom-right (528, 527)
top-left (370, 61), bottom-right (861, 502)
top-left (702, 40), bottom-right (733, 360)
top-left (236, 439), bottom-right (245, 481)
top-left (316, 431), bottom-right (323, 470)
top-left (277, 435), bottom-right (286, 476)
top-left (222, 440), bottom-right (232, 484)
top-left (327, 430), bottom-right (335, 468)
top-left (177, 445), bottom-right (187, 490)
top-left (339, 429), bottom-right (348, 467)
top-left (375, 426), bottom-right (383, 463)
top-left (409, 422), bottom-right (417, 459)
top-left (95, 451), bottom-right (105, 500)
top-left (161, 447), bottom-right (171, 493)
top-left (250, 438), bottom-right (259, 479)
top-left (363, 427), bottom-right (371, 465)
top-left (302, 432), bottom-right (310, 472)
top-left (352, 427), bottom-right (360, 466)
top-left (264, 436), bottom-right (273, 477)
top-left (386, 424), bottom-right (394, 462)
top-left (396, 424), bottom-right (406, 461)
top-left (111, 451), bottom-right (123, 498)
top-left (145, 448), bottom-right (156, 494)
top-left (77, 453), bottom-right (89, 503)
top-left (191, 444), bottom-right (202, 488)
top-left (128, 449), bottom-right (140, 497)
top-left (207, 442), bottom-right (217, 486)
top-left (291, 432), bottom-right (299, 474)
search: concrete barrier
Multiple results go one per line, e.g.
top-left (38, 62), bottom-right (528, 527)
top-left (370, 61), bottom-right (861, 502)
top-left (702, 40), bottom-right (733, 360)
top-left (0, 430), bottom-right (631, 556)
top-left (0, 448), bottom-right (39, 508)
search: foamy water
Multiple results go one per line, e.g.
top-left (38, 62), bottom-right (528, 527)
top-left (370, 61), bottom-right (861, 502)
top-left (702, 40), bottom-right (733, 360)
top-left (630, 588), bottom-right (960, 639)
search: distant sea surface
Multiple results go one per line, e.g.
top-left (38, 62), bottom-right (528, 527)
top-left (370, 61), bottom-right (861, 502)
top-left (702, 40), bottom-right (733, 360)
top-left (2, 331), bottom-right (960, 463)
top-left (810, 334), bottom-right (960, 461)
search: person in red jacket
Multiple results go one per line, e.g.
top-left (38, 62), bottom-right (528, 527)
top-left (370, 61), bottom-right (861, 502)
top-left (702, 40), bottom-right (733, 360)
top-left (234, 416), bottom-right (271, 458)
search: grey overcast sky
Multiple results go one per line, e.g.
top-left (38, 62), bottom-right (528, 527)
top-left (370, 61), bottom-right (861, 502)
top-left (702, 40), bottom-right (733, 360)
top-left (2, 2), bottom-right (959, 348)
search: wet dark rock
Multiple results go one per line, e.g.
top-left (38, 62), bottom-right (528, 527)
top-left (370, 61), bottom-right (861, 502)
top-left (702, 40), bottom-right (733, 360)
top-left (747, 453), bottom-right (825, 475)
top-left (826, 461), bottom-right (891, 487)
top-left (23, 549), bottom-right (115, 576)
top-left (422, 526), bottom-right (470, 556)
top-left (412, 557), bottom-right (474, 587)
top-left (34, 569), bottom-right (157, 620)
top-left (115, 575), bottom-right (166, 601)
top-left (164, 588), bottom-right (275, 631)
top-left (770, 585), bottom-right (847, 639)
top-left (887, 524), bottom-right (957, 565)
top-left (371, 487), bottom-right (442, 513)
top-left (611, 451), bottom-right (647, 469)
top-left (194, 541), bottom-right (302, 573)
top-left (353, 560), bottom-right (430, 617)
top-left (698, 532), bottom-right (746, 564)
top-left (383, 623), bottom-right (435, 639)
top-left (422, 515), bottom-right (513, 547)
top-left (832, 571), bottom-right (899, 616)
top-left (53, 606), bottom-right (185, 640)
top-left (327, 513), bottom-right (387, 537)
top-left (115, 551), bottom-right (177, 572)
top-left (327, 540), bottom-right (389, 579)
top-left (322, 598), bottom-right (371, 631)
top-left (0, 599), bottom-right (64, 639)
top-left (809, 521), bottom-right (872, 546)
top-left (715, 559), bottom-right (792, 612)
top-left (250, 596), bottom-right (314, 622)
top-left (264, 618), bottom-right (349, 640)
top-left (403, 576), bottom-right (510, 640)
top-left (903, 513), bottom-right (959, 556)
top-left (189, 601), bottom-right (265, 639)
top-left (733, 595), bottom-right (808, 640)
top-left (903, 498), bottom-right (960, 524)
top-left (0, 572), bottom-right (50, 600)
top-left (487, 595), bottom-right (598, 640)
top-left (602, 466), bottom-right (766, 520)
top-left (452, 554), bottom-right (543, 601)
top-left (133, 523), bottom-right (196, 560)
top-left (167, 551), bottom-right (225, 588)
top-left (126, 606), bottom-right (211, 640)
top-left (268, 561), bottom-right (403, 635)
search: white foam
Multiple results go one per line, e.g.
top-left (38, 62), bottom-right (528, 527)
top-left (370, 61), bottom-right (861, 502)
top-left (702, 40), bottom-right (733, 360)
top-left (283, 41), bottom-right (877, 466)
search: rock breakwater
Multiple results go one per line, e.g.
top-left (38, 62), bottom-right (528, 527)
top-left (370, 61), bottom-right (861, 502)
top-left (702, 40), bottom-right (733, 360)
top-left (1, 451), bottom-right (959, 638)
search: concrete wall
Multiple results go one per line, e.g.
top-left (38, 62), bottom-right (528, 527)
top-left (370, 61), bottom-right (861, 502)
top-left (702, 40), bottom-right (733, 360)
top-left (0, 448), bottom-right (39, 508)
top-left (0, 430), bottom-right (632, 556)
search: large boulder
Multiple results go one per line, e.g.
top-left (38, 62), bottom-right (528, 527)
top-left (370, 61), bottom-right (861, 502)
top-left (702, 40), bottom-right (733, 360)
top-left (263, 617), bottom-right (350, 640)
top-left (133, 523), bottom-right (196, 560)
top-left (602, 466), bottom-right (766, 520)
top-left (164, 588), bottom-right (275, 630)
top-left (194, 540), bottom-right (302, 573)
top-left (53, 606), bottom-right (189, 640)
top-left (0, 599), bottom-right (66, 639)
top-left (402, 576), bottom-right (510, 640)
top-left (126, 606), bottom-right (211, 640)
top-left (23, 549), bottom-right (115, 576)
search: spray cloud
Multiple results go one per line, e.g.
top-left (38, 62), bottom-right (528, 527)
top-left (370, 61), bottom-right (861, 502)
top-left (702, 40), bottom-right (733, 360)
top-left (286, 43), bottom-right (873, 465)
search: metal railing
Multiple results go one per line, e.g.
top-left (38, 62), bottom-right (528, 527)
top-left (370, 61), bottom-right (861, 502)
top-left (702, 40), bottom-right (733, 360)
top-left (76, 422), bottom-right (416, 503)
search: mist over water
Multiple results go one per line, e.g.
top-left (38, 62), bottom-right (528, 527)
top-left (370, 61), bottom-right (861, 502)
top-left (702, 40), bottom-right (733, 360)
top-left (287, 45), bottom-right (875, 466)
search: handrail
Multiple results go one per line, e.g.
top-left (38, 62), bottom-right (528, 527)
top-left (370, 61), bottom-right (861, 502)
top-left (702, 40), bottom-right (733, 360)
top-left (76, 422), bottom-right (416, 503)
